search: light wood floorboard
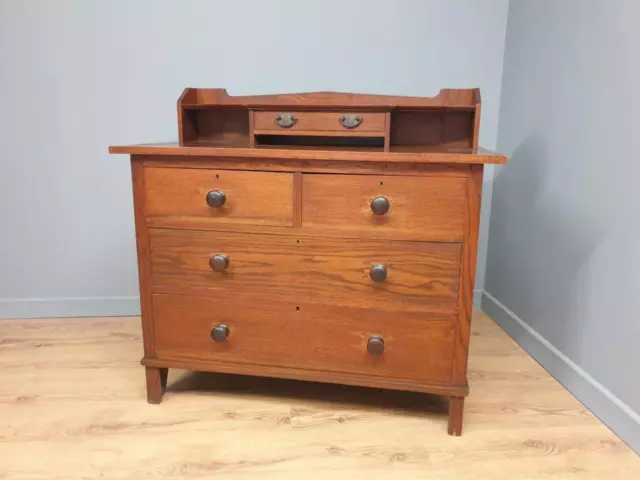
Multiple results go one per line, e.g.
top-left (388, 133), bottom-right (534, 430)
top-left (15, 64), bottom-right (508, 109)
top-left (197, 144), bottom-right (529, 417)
top-left (0, 311), bottom-right (637, 479)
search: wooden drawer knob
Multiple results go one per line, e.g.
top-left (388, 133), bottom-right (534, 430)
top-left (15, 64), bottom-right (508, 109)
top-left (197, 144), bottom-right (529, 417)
top-left (206, 190), bottom-right (226, 207)
top-left (367, 336), bottom-right (384, 355)
top-left (369, 264), bottom-right (387, 283)
top-left (209, 254), bottom-right (229, 272)
top-left (371, 196), bottom-right (389, 215)
top-left (211, 324), bottom-right (229, 342)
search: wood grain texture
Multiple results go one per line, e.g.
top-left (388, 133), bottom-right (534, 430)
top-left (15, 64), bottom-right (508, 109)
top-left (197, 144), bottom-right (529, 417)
top-left (144, 167), bottom-right (294, 227)
top-left (253, 111), bottom-right (386, 133)
top-left (130, 161), bottom-right (155, 357)
top-left (191, 108), bottom-right (250, 146)
top-left (177, 88), bottom-right (197, 145)
top-left (1, 312), bottom-right (638, 479)
top-left (109, 142), bottom-right (508, 164)
top-left (180, 88), bottom-right (478, 108)
top-left (452, 165), bottom-right (484, 386)
top-left (384, 112), bottom-right (391, 151)
top-left (152, 292), bottom-right (457, 384)
top-left (140, 154), bottom-right (473, 177)
top-left (145, 366), bottom-right (164, 404)
top-left (293, 172), bottom-right (302, 228)
top-left (448, 396), bottom-right (464, 436)
top-left (302, 173), bottom-right (466, 238)
top-left (149, 229), bottom-right (461, 313)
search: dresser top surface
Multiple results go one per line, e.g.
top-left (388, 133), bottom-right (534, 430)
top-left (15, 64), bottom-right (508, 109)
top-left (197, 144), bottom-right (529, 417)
top-left (108, 142), bottom-right (507, 165)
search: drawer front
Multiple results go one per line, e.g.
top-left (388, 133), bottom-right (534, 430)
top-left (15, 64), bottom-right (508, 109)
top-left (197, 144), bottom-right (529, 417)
top-left (144, 167), bottom-right (294, 227)
top-left (153, 292), bottom-right (456, 383)
top-left (253, 111), bottom-right (386, 133)
top-left (150, 229), bottom-right (461, 313)
top-left (302, 174), bottom-right (466, 239)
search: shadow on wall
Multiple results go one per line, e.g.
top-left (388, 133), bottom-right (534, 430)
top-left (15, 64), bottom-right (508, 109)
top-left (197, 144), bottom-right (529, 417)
top-left (488, 134), bottom-right (612, 359)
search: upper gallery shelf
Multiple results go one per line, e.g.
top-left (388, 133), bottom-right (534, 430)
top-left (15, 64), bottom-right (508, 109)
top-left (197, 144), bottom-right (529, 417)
top-left (110, 88), bottom-right (507, 164)
top-left (179, 88), bottom-right (481, 110)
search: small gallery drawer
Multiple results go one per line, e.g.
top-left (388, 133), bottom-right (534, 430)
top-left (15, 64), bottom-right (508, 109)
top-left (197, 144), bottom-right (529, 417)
top-left (153, 292), bottom-right (456, 383)
top-left (302, 174), bottom-right (467, 240)
top-left (149, 229), bottom-right (461, 313)
top-left (253, 111), bottom-right (386, 134)
top-left (144, 167), bottom-right (294, 227)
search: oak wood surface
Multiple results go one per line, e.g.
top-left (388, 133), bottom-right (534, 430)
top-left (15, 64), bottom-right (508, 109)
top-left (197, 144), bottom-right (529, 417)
top-left (152, 292), bottom-right (457, 384)
top-left (253, 111), bottom-right (386, 133)
top-left (144, 167), bottom-right (294, 227)
top-left (448, 396), bottom-right (465, 436)
top-left (1, 312), bottom-right (637, 479)
top-left (130, 160), bottom-right (155, 357)
top-left (109, 142), bottom-right (508, 164)
top-left (180, 88), bottom-right (479, 109)
top-left (140, 155), bottom-right (473, 178)
top-left (452, 166), bottom-right (483, 386)
top-left (302, 173), bottom-right (466, 238)
top-left (149, 229), bottom-right (461, 313)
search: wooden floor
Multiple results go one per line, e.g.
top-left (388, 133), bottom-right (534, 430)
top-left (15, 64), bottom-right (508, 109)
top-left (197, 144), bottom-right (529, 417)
top-left (0, 312), bottom-right (637, 479)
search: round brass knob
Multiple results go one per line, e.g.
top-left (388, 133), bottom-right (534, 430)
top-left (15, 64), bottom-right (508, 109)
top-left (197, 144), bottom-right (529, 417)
top-left (211, 324), bottom-right (229, 342)
top-left (206, 190), bottom-right (226, 207)
top-left (371, 196), bottom-right (389, 215)
top-left (367, 336), bottom-right (384, 355)
top-left (209, 254), bottom-right (229, 272)
top-left (369, 264), bottom-right (387, 283)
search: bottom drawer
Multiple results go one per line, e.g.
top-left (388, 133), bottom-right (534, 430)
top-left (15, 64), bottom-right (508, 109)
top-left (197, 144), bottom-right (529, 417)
top-left (152, 292), bottom-right (456, 384)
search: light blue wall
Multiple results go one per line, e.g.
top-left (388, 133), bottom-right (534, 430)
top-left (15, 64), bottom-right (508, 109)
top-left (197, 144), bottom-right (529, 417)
top-left (486, 0), bottom-right (640, 452)
top-left (0, 0), bottom-right (509, 318)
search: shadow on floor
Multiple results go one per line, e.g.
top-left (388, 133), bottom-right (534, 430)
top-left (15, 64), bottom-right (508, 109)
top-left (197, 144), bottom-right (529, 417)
top-left (167, 370), bottom-right (448, 416)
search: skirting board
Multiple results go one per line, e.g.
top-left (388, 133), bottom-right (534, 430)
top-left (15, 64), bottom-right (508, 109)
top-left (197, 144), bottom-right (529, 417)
top-left (482, 290), bottom-right (640, 454)
top-left (0, 296), bottom-right (141, 319)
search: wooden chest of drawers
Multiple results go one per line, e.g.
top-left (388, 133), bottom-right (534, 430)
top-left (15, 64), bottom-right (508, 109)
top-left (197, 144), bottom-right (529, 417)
top-left (110, 89), bottom-right (507, 436)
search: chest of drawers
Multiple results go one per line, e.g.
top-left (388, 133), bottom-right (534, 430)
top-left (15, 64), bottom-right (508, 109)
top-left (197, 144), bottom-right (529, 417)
top-left (110, 89), bottom-right (507, 436)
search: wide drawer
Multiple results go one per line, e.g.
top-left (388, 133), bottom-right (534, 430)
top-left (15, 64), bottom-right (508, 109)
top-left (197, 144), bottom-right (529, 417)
top-left (149, 229), bottom-right (461, 313)
top-left (152, 292), bottom-right (456, 383)
top-left (253, 111), bottom-right (386, 134)
top-left (144, 167), bottom-right (294, 227)
top-left (302, 174), bottom-right (467, 240)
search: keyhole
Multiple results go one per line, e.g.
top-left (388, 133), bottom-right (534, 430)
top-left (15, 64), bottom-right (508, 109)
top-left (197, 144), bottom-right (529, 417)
top-left (216, 174), bottom-right (220, 180)
top-left (379, 181), bottom-right (384, 187)
top-left (296, 306), bottom-right (300, 312)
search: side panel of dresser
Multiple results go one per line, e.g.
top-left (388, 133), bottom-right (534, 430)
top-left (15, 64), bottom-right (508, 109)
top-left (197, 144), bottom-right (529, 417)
top-left (452, 164), bottom-right (483, 389)
top-left (131, 159), bottom-right (167, 403)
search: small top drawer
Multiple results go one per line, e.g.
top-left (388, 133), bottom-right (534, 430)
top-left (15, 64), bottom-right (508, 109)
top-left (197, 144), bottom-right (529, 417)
top-left (302, 174), bottom-right (467, 240)
top-left (144, 167), bottom-right (294, 227)
top-left (253, 111), bottom-right (386, 134)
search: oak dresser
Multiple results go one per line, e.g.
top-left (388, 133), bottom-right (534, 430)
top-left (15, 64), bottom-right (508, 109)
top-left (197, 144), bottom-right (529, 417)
top-left (110, 89), bottom-right (507, 435)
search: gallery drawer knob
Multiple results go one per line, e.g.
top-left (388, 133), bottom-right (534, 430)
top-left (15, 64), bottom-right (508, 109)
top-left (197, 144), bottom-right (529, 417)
top-left (211, 324), bottom-right (229, 342)
top-left (274, 114), bottom-right (297, 128)
top-left (338, 115), bottom-right (363, 129)
top-left (209, 254), bottom-right (229, 272)
top-left (369, 264), bottom-right (388, 283)
top-left (367, 336), bottom-right (385, 356)
top-left (370, 196), bottom-right (390, 215)
top-left (206, 190), bottom-right (226, 207)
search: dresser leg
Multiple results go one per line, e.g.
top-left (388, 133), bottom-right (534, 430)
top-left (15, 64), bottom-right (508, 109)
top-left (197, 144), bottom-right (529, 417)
top-left (145, 367), bottom-right (167, 404)
top-left (447, 396), bottom-right (464, 436)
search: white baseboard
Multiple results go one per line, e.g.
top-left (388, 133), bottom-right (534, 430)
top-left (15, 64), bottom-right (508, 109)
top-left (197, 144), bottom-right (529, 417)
top-left (0, 296), bottom-right (140, 319)
top-left (482, 291), bottom-right (640, 454)
top-left (473, 289), bottom-right (483, 307)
